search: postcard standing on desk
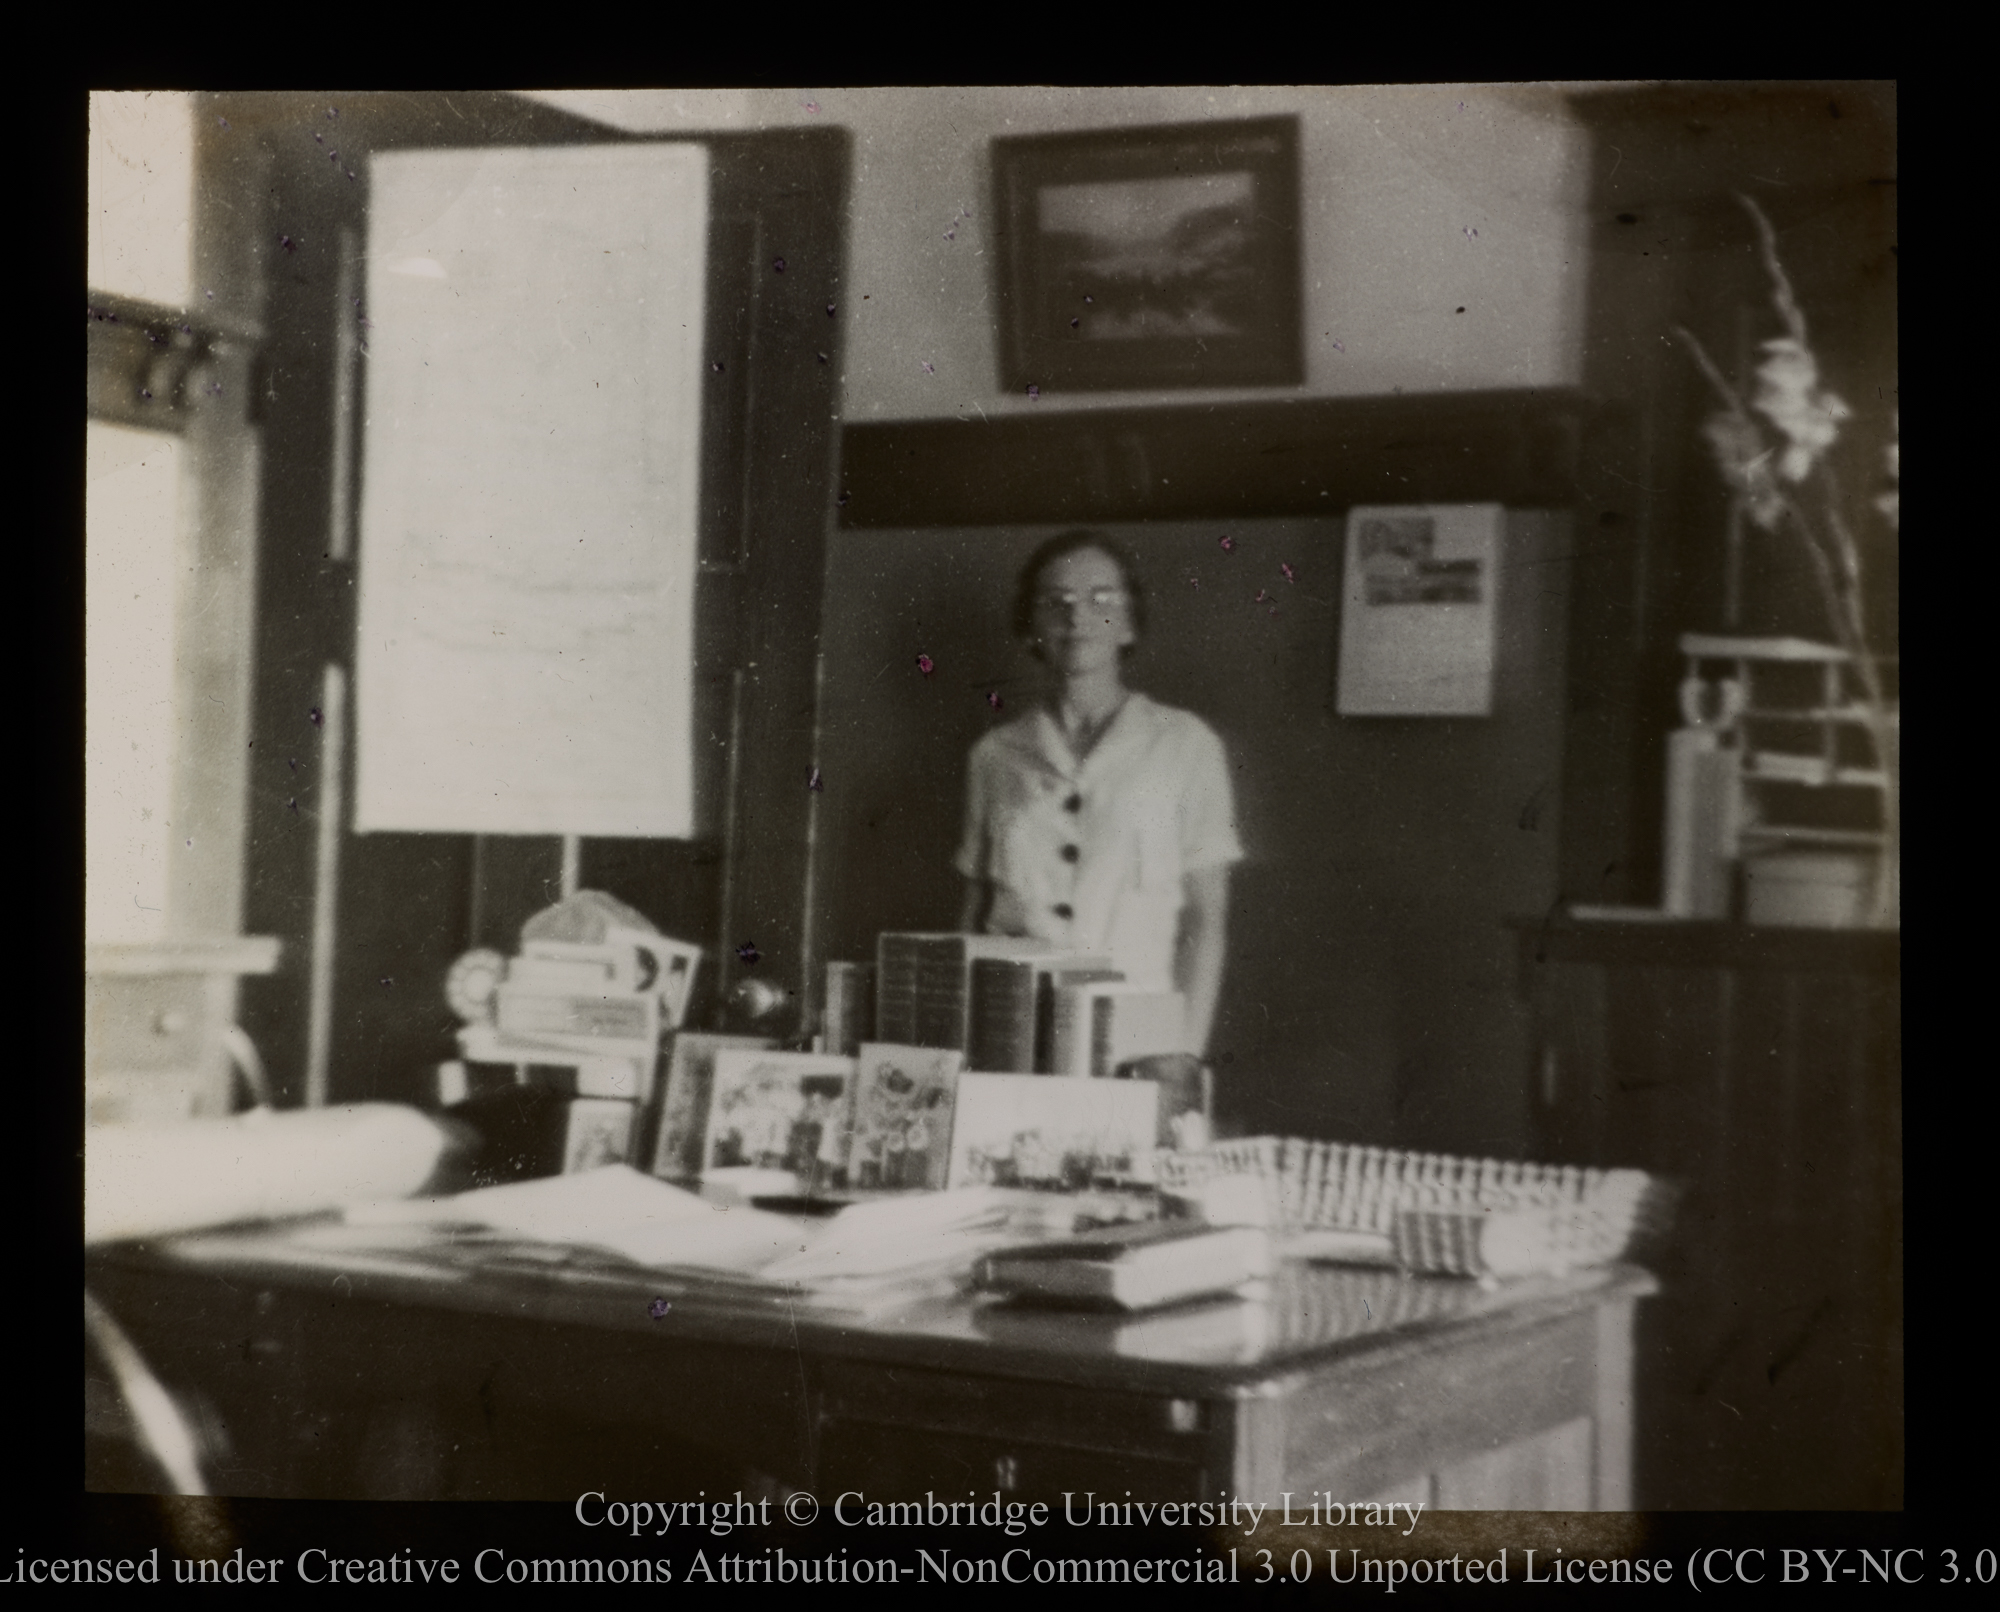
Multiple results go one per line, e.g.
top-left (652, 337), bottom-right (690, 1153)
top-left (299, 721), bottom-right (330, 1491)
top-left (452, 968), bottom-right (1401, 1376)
top-left (650, 1032), bottom-right (777, 1180)
top-left (702, 1049), bottom-right (859, 1191)
top-left (850, 1043), bottom-right (963, 1190)
top-left (946, 1073), bottom-right (1157, 1190)
top-left (561, 1097), bottom-right (637, 1174)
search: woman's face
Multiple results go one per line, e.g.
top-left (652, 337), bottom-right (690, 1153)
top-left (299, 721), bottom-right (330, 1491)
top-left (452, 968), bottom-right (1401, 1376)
top-left (1029, 546), bottom-right (1136, 675)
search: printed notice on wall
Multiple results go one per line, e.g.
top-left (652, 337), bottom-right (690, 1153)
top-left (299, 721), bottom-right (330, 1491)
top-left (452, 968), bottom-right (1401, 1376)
top-left (1335, 503), bottom-right (1503, 716)
top-left (355, 144), bottom-right (708, 836)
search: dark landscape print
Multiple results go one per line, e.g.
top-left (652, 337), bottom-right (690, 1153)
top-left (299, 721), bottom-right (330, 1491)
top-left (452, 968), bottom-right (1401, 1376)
top-left (1035, 170), bottom-right (1264, 342)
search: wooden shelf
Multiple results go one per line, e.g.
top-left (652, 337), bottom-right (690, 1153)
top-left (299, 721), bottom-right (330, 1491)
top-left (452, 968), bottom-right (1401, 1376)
top-left (1738, 826), bottom-right (1889, 846)
top-left (837, 388), bottom-right (1603, 528)
top-left (86, 937), bottom-right (282, 977)
top-left (1743, 706), bottom-right (1898, 725)
top-left (1743, 758), bottom-right (1893, 789)
top-left (1507, 912), bottom-right (1900, 973)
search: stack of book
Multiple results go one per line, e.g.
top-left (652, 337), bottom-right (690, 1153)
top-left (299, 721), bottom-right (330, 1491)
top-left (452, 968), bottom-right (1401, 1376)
top-left (875, 934), bottom-right (1056, 1054)
top-left (437, 924), bottom-right (701, 1182)
top-left (966, 952), bottom-right (1118, 1073)
top-left (873, 933), bottom-right (1187, 1079)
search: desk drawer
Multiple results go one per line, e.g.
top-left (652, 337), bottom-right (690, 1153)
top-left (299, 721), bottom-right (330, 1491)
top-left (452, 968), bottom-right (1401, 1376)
top-left (86, 975), bottom-right (211, 1073)
top-left (818, 1360), bottom-right (1206, 1460)
top-left (819, 1417), bottom-right (1202, 1503)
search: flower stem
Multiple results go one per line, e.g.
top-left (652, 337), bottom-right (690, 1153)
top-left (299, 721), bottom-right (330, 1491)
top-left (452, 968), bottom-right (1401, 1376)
top-left (1735, 192), bottom-right (1810, 348)
top-left (1674, 324), bottom-right (1751, 421)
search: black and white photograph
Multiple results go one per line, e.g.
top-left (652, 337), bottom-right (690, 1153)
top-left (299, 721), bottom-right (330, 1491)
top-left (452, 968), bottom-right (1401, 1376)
top-left (81, 84), bottom-right (1902, 1573)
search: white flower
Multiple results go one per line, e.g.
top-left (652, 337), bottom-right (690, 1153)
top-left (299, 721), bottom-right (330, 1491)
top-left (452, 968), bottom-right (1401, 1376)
top-left (1703, 409), bottom-right (1786, 531)
top-left (1873, 408), bottom-right (1899, 531)
top-left (1751, 338), bottom-right (1851, 482)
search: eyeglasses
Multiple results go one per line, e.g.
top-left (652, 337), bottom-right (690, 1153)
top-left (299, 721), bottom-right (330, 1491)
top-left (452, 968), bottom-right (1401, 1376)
top-left (1035, 587), bottom-right (1126, 614)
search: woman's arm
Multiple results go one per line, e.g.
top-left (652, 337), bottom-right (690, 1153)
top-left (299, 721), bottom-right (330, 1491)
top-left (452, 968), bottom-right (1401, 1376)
top-left (1174, 864), bottom-right (1231, 1057)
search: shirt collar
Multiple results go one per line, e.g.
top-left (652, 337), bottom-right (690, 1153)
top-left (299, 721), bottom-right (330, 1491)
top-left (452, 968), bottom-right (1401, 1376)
top-left (1026, 691), bottom-right (1155, 778)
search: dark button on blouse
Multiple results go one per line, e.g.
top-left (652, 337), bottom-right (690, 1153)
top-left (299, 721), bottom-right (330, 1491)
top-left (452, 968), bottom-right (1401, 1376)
top-left (1063, 793), bottom-right (1083, 813)
top-left (1052, 903), bottom-right (1074, 920)
top-left (1060, 844), bottom-right (1081, 863)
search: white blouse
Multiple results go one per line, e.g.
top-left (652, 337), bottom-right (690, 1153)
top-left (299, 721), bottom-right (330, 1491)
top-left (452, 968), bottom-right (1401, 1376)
top-left (954, 693), bottom-right (1243, 991)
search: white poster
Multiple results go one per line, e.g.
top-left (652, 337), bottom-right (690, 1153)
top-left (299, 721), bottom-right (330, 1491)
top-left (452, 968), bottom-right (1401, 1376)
top-left (355, 143), bottom-right (708, 836)
top-left (1335, 503), bottom-right (1503, 716)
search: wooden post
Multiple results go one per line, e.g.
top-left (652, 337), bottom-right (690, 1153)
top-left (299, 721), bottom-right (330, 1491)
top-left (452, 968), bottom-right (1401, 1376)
top-left (304, 662), bottom-right (346, 1108)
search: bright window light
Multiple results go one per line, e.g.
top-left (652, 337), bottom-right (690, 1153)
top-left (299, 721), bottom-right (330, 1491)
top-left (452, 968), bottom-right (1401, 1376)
top-left (89, 90), bottom-right (194, 307)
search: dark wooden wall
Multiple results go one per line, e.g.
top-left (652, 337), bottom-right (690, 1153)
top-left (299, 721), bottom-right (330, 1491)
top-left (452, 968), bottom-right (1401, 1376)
top-left (1516, 918), bottom-right (1901, 1509)
top-left (208, 95), bottom-right (850, 1105)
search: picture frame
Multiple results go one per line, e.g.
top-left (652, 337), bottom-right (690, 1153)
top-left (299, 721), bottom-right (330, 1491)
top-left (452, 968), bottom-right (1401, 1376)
top-left (945, 1073), bottom-right (1158, 1191)
top-left (648, 1031), bottom-right (777, 1181)
top-left (1335, 503), bottom-right (1505, 717)
top-left (991, 116), bottom-right (1302, 393)
top-left (559, 1098), bottom-right (637, 1174)
top-left (701, 1049), bottom-right (860, 1192)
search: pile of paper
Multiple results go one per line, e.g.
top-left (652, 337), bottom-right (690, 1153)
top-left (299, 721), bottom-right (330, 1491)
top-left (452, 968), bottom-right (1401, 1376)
top-left (341, 1168), bottom-right (1118, 1317)
top-left (345, 1165), bottom-right (809, 1274)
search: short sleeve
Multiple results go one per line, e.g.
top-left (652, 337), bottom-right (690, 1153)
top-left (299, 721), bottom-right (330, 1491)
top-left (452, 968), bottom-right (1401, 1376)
top-left (954, 739), bottom-right (993, 881)
top-left (1178, 720), bottom-right (1244, 873)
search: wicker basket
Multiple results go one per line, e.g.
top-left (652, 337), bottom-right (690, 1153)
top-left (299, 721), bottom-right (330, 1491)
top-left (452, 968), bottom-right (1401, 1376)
top-left (1155, 1136), bottom-right (1668, 1279)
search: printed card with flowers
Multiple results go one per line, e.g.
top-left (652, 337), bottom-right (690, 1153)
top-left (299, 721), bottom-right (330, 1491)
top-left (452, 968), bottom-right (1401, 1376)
top-left (849, 1043), bottom-right (965, 1191)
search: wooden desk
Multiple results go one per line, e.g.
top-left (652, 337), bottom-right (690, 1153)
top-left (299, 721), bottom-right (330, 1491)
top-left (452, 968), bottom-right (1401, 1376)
top-left (87, 1227), bottom-right (1653, 1508)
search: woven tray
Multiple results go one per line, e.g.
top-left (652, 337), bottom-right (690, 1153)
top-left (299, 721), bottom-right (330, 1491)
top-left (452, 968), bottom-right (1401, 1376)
top-left (1155, 1136), bottom-right (1669, 1279)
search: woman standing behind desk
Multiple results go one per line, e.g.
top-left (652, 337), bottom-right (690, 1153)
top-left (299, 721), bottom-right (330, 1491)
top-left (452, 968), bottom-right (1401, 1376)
top-left (956, 531), bottom-right (1242, 1059)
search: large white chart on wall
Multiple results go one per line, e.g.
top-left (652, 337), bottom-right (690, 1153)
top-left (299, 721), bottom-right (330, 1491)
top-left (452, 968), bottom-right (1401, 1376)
top-left (1335, 503), bottom-right (1503, 717)
top-left (355, 143), bottom-right (708, 837)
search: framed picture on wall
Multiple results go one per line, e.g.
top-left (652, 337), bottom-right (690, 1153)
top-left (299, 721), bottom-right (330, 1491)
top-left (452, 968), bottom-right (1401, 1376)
top-left (991, 116), bottom-right (1302, 393)
top-left (1335, 504), bottom-right (1505, 716)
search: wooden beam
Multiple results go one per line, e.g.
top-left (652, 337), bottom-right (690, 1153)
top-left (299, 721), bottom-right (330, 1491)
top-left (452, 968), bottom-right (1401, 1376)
top-left (838, 389), bottom-right (1598, 529)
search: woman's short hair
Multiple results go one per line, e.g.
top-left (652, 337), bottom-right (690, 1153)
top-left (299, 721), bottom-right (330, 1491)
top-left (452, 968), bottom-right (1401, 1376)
top-left (1010, 529), bottom-right (1149, 646)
